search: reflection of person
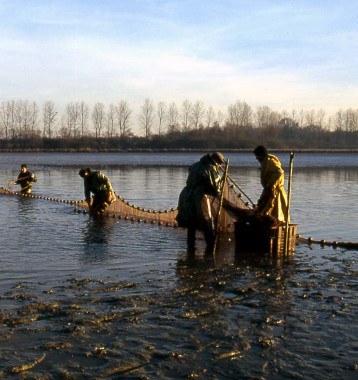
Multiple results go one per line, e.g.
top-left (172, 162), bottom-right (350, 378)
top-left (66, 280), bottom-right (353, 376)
top-left (176, 152), bottom-right (225, 253)
top-left (253, 145), bottom-right (288, 223)
top-left (79, 168), bottom-right (116, 214)
top-left (15, 164), bottom-right (37, 194)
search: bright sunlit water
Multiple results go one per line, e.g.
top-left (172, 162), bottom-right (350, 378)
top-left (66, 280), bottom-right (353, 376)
top-left (0, 152), bottom-right (357, 379)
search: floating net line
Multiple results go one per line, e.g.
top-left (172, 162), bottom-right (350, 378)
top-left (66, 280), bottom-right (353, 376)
top-left (2, 186), bottom-right (356, 249)
top-left (0, 183), bottom-right (248, 233)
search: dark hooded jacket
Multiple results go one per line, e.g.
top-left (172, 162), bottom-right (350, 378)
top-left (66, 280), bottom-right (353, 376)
top-left (16, 170), bottom-right (37, 193)
top-left (177, 154), bottom-right (222, 229)
top-left (83, 169), bottom-right (115, 203)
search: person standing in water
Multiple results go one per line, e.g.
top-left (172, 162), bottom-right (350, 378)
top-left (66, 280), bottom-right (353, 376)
top-left (176, 152), bottom-right (226, 253)
top-left (15, 164), bottom-right (37, 194)
top-left (253, 145), bottom-right (288, 223)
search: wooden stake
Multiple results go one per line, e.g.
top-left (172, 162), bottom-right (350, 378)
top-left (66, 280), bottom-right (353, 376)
top-left (213, 159), bottom-right (229, 256)
top-left (284, 152), bottom-right (295, 255)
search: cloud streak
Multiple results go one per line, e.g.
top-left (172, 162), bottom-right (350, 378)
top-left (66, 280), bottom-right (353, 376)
top-left (0, 0), bottom-right (357, 133)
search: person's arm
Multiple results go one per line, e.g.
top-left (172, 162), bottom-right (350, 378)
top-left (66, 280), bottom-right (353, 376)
top-left (30, 172), bottom-right (37, 182)
top-left (84, 181), bottom-right (91, 204)
top-left (98, 172), bottom-right (116, 202)
top-left (207, 166), bottom-right (222, 196)
top-left (106, 177), bottom-right (116, 202)
top-left (15, 173), bottom-right (25, 184)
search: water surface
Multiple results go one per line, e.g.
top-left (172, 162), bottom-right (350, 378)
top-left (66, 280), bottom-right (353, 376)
top-left (0, 152), bottom-right (357, 379)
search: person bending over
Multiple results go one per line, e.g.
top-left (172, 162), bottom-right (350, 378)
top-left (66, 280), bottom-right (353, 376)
top-left (176, 152), bottom-right (225, 253)
top-left (79, 168), bottom-right (116, 214)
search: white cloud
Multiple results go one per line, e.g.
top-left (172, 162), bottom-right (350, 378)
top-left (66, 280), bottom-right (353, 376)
top-left (0, 0), bottom-right (357, 134)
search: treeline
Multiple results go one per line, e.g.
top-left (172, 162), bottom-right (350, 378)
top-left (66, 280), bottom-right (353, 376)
top-left (0, 99), bottom-right (357, 150)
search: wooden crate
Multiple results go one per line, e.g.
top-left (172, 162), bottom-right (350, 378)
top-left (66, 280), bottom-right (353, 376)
top-left (235, 222), bottom-right (297, 255)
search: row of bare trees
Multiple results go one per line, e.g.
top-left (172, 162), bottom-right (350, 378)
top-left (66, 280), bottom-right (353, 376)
top-left (0, 98), bottom-right (357, 141)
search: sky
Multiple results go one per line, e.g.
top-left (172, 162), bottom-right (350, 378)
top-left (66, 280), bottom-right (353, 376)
top-left (0, 0), bottom-right (357, 133)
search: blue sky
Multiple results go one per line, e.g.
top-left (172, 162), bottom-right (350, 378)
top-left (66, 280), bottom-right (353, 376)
top-left (0, 0), bottom-right (357, 130)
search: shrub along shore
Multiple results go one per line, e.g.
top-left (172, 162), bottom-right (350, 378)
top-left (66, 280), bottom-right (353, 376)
top-left (1, 148), bottom-right (357, 153)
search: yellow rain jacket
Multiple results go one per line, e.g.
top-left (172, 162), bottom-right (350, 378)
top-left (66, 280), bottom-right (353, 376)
top-left (257, 154), bottom-right (288, 223)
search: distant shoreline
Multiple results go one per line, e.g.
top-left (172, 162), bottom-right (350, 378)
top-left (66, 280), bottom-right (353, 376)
top-left (0, 148), bottom-right (357, 153)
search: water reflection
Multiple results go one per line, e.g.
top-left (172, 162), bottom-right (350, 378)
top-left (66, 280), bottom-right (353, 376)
top-left (16, 196), bottom-right (35, 214)
top-left (81, 215), bottom-right (115, 262)
top-left (180, 235), bottom-right (295, 269)
top-left (0, 154), bottom-right (358, 378)
top-left (174, 242), bottom-right (298, 379)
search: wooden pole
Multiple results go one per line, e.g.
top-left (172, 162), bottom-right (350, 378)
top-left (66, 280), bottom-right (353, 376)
top-left (284, 152), bottom-right (295, 255)
top-left (213, 159), bottom-right (229, 256)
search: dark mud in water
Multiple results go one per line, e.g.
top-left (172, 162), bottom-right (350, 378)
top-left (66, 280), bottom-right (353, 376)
top-left (0, 153), bottom-right (357, 378)
top-left (1, 241), bottom-right (357, 379)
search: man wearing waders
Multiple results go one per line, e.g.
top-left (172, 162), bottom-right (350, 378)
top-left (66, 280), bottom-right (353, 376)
top-left (15, 164), bottom-right (37, 194)
top-left (176, 152), bottom-right (225, 254)
top-left (254, 145), bottom-right (288, 224)
top-left (79, 168), bottom-right (116, 214)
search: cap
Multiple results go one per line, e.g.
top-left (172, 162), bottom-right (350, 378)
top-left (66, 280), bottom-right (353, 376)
top-left (253, 145), bottom-right (268, 157)
top-left (211, 152), bottom-right (225, 164)
top-left (79, 168), bottom-right (89, 178)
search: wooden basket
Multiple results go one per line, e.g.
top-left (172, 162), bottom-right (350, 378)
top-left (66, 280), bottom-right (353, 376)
top-left (235, 222), bottom-right (297, 255)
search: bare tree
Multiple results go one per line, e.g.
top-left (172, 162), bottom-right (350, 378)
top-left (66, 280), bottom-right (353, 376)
top-left (167, 102), bottom-right (179, 132)
top-left (78, 101), bottom-right (89, 137)
top-left (92, 102), bottom-right (106, 138)
top-left (20, 101), bottom-right (32, 138)
top-left (291, 109), bottom-right (297, 124)
top-left (181, 100), bottom-right (192, 132)
top-left (14, 101), bottom-right (24, 138)
top-left (59, 115), bottom-right (69, 138)
top-left (333, 110), bottom-right (344, 131)
top-left (191, 100), bottom-right (205, 129)
top-left (63, 102), bottom-right (80, 138)
top-left (255, 106), bottom-right (271, 128)
top-left (29, 101), bottom-right (39, 136)
top-left (316, 109), bottom-right (326, 128)
top-left (254, 105), bottom-right (280, 129)
top-left (106, 104), bottom-right (116, 138)
top-left (0, 100), bottom-right (14, 139)
top-left (304, 109), bottom-right (316, 127)
top-left (115, 100), bottom-right (132, 137)
top-left (8, 100), bottom-right (17, 139)
top-left (205, 106), bottom-right (216, 128)
top-left (157, 101), bottom-right (166, 135)
top-left (0, 100), bottom-right (38, 139)
top-left (43, 101), bottom-right (57, 138)
top-left (216, 110), bottom-right (225, 127)
top-left (342, 108), bottom-right (358, 132)
top-left (139, 98), bottom-right (155, 138)
top-left (298, 109), bottom-right (305, 129)
top-left (228, 100), bottom-right (252, 129)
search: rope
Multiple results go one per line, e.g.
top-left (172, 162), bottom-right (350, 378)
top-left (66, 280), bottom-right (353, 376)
top-left (4, 186), bottom-right (355, 248)
top-left (297, 235), bottom-right (358, 250)
top-left (0, 186), bottom-right (178, 228)
top-left (218, 166), bottom-right (255, 206)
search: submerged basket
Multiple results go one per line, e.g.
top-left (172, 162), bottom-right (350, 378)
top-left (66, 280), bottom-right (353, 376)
top-left (235, 222), bottom-right (297, 255)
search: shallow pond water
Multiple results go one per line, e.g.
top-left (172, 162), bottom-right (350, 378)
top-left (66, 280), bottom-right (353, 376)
top-left (0, 152), bottom-right (357, 379)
